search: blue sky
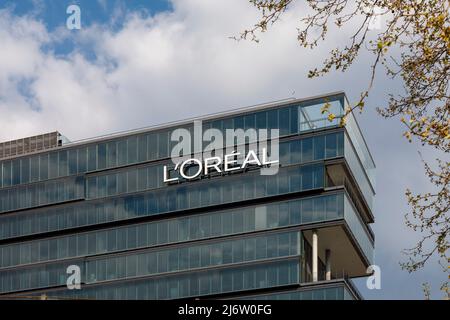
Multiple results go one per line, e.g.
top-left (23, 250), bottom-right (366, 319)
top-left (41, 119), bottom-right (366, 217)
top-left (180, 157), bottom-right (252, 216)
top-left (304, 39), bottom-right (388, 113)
top-left (0, 0), bottom-right (447, 299)
top-left (5, 0), bottom-right (171, 30)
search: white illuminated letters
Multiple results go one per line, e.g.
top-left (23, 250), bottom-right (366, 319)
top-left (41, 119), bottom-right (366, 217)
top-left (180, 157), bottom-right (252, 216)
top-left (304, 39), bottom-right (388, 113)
top-left (163, 148), bottom-right (279, 183)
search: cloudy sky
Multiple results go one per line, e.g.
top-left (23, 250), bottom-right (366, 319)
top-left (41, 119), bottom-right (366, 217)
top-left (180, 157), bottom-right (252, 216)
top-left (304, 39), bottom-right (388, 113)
top-left (0, 0), bottom-right (446, 299)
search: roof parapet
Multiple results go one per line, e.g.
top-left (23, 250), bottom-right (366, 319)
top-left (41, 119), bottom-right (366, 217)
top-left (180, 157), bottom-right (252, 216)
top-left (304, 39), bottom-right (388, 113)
top-left (0, 132), bottom-right (68, 160)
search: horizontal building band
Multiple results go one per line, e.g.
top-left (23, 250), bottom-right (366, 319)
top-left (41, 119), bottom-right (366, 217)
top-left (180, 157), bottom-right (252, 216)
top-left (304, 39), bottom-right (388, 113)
top-left (0, 194), bottom-right (338, 269)
top-left (0, 191), bottom-right (373, 271)
top-left (0, 231), bottom-right (301, 294)
top-left (12, 258), bottom-right (301, 300)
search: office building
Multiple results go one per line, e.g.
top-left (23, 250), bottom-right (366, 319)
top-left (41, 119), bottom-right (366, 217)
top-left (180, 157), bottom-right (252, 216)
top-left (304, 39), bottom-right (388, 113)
top-left (0, 92), bottom-right (375, 300)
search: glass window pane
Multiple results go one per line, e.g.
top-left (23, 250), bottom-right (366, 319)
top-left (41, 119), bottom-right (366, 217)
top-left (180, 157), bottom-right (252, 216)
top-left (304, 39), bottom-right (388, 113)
top-left (138, 135), bottom-right (148, 162)
top-left (314, 135), bottom-right (325, 160)
top-left (158, 131), bottom-right (168, 159)
top-left (302, 137), bottom-right (313, 162)
top-left (58, 151), bottom-right (68, 177)
top-left (68, 149), bottom-right (78, 175)
top-left (20, 158), bottom-right (30, 184)
top-left (127, 136), bottom-right (137, 164)
top-left (118, 140), bottom-right (127, 166)
top-left (30, 156), bottom-right (39, 182)
top-left (98, 143), bottom-right (107, 170)
top-left (12, 159), bottom-right (20, 185)
top-left (77, 147), bottom-right (87, 173)
top-left (279, 108), bottom-right (290, 136)
top-left (325, 133), bottom-right (337, 158)
top-left (88, 145), bottom-right (97, 171)
top-left (107, 142), bottom-right (117, 168)
top-left (148, 133), bottom-right (158, 160)
top-left (48, 153), bottom-right (58, 179)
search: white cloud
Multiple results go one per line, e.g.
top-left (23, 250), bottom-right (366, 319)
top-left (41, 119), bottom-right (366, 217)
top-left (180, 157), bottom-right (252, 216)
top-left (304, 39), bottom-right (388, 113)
top-left (0, 0), bottom-right (357, 141)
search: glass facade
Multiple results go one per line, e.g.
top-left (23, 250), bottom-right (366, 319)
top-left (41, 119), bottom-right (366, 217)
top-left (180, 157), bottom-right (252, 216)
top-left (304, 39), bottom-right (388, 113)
top-left (0, 132), bottom-right (343, 239)
top-left (0, 92), bottom-right (375, 300)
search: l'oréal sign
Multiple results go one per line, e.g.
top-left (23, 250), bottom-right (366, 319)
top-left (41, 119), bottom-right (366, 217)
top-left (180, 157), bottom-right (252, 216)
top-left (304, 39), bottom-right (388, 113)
top-left (163, 148), bottom-right (278, 183)
top-left (163, 120), bottom-right (280, 184)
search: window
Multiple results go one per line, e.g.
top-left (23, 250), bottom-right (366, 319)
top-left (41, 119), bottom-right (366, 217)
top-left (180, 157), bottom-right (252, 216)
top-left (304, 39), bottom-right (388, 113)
top-left (127, 169), bottom-right (137, 193)
top-left (107, 142), bottom-right (117, 168)
top-left (118, 140), bottom-right (127, 166)
top-left (200, 215), bottom-right (210, 237)
top-left (87, 145), bottom-right (97, 172)
top-left (315, 195), bottom-right (326, 221)
top-left (232, 240), bottom-right (244, 263)
top-left (278, 233), bottom-right (290, 256)
top-left (138, 135), bottom-right (148, 162)
top-left (157, 252), bottom-right (168, 273)
top-left (255, 206), bottom-right (267, 230)
top-left (126, 226), bottom-right (137, 249)
top-left (48, 153), bottom-right (58, 179)
top-left (157, 222), bottom-right (168, 244)
top-left (157, 131), bottom-right (168, 159)
top-left (200, 246), bottom-right (210, 267)
top-left (279, 108), bottom-right (290, 136)
top-left (211, 245), bottom-right (222, 265)
top-left (107, 174), bottom-right (117, 196)
top-left (87, 177), bottom-right (97, 199)
top-left (68, 149), bottom-right (78, 175)
top-left (244, 238), bottom-right (256, 261)
top-left (302, 166), bottom-right (313, 190)
top-left (107, 229), bottom-right (117, 252)
top-left (223, 242), bottom-right (232, 264)
top-left (127, 136), bottom-right (138, 164)
top-left (11, 159), bottom-right (20, 185)
top-left (302, 137), bottom-right (313, 162)
top-left (302, 198), bottom-right (314, 223)
top-left (325, 133), bottom-right (337, 158)
top-left (137, 167), bottom-right (147, 191)
top-left (244, 114), bottom-right (256, 131)
top-left (88, 233), bottom-right (96, 255)
top-left (98, 175), bottom-right (107, 198)
top-left (2, 161), bottom-right (11, 187)
top-left (30, 156), bottom-right (39, 182)
top-left (267, 109), bottom-right (278, 130)
top-left (256, 111), bottom-right (267, 130)
top-left (126, 255), bottom-right (137, 277)
top-left (98, 143), bottom-right (107, 170)
top-left (117, 172), bottom-right (127, 194)
top-left (256, 237), bottom-right (267, 259)
top-left (314, 135), bottom-right (325, 160)
top-left (234, 115), bottom-right (244, 130)
top-left (147, 133), bottom-right (158, 160)
top-left (77, 147), bottom-right (87, 173)
top-left (267, 235), bottom-right (277, 258)
top-left (20, 157), bottom-right (30, 184)
top-left (96, 231), bottom-right (107, 254)
top-left (256, 268), bottom-right (266, 288)
top-left (279, 142), bottom-right (290, 166)
top-left (147, 166), bottom-right (157, 189)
